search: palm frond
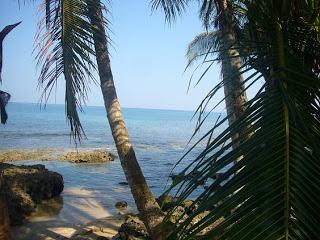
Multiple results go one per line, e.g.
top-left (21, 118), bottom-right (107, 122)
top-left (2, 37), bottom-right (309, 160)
top-left (150, 0), bottom-right (191, 22)
top-left (186, 31), bottom-right (220, 68)
top-left (35, 0), bottom-right (104, 141)
top-left (164, 1), bottom-right (320, 239)
top-left (0, 22), bottom-right (22, 82)
top-left (0, 91), bottom-right (10, 124)
top-left (0, 22), bottom-right (21, 124)
top-left (198, 0), bottom-right (216, 29)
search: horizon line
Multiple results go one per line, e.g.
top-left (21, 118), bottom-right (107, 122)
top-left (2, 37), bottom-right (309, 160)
top-left (9, 101), bottom-right (225, 113)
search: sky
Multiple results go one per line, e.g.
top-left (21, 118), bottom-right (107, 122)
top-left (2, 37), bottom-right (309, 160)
top-left (0, 0), bottom-right (224, 111)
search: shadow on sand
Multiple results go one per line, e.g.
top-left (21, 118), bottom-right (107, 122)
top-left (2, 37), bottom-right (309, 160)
top-left (11, 187), bottom-right (127, 240)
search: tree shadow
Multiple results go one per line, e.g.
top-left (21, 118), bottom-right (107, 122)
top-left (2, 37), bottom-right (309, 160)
top-left (11, 187), bottom-right (126, 240)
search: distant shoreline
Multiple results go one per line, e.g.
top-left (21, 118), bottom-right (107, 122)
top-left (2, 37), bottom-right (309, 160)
top-left (7, 101), bottom-right (209, 113)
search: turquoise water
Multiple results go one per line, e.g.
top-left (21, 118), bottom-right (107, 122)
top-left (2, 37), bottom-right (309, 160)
top-left (1, 103), bottom-right (224, 225)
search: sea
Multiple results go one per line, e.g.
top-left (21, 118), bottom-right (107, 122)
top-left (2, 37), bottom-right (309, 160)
top-left (0, 102), bottom-right (225, 238)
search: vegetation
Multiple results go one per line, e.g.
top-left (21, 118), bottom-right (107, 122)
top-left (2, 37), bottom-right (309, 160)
top-left (187, 0), bottom-right (250, 149)
top-left (35, 0), bottom-right (164, 238)
top-left (1, 0), bottom-right (319, 239)
top-left (153, 0), bottom-right (320, 239)
top-left (0, 21), bottom-right (21, 240)
top-left (0, 22), bottom-right (21, 124)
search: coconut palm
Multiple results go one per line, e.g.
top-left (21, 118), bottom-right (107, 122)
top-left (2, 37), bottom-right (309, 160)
top-left (157, 0), bottom-right (320, 239)
top-left (0, 21), bottom-right (21, 240)
top-left (152, 0), bottom-right (249, 149)
top-left (0, 22), bottom-right (21, 124)
top-left (35, 0), bottom-right (164, 238)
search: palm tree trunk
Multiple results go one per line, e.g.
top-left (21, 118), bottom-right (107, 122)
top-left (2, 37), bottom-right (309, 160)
top-left (218, 0), bottom-right (249, 149)
top-left (87, 1), bottom-right (164, 238)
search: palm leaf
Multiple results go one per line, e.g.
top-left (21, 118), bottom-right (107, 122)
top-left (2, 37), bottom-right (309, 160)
top-left (164, 1), bottom-right (320, 239)
top-left (186, 31), bottom-right (220, 68)
top-left (150, 0), bottom-right (191, 22)
top-left (0, 91), bottom-right (11, 124)
top-left (35, 0), bottom-right (104, 140)
top-left (0, 22), bottom-right (22, 82)
top-left (0, 22), bottom-right (21, 124)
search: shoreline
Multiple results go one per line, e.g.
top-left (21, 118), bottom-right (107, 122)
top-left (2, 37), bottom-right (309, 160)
top-left (2, 157), bottom-right (134, 239)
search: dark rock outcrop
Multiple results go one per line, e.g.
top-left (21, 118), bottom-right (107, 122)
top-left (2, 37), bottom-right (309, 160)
top-left (115, 201), bottom-right (128, 210)
top-left (0, 163), bottom-right (64, 225)
top-left (116, 215), bottom-right (150, 240)
top-left (156, 194), bottom-right (177, 212)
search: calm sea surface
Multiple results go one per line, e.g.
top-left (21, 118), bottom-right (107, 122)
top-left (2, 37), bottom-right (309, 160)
top-left (0, 102), bottom-right (224, 235)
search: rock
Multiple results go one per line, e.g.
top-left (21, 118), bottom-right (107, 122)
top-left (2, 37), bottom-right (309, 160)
top-left (0, 148), bottom-right (115, 163)
top-left (168, 206), bottom-right (187, 224)
top-left (72, 236), bottom-right (92, 240)
top-left (156, 194), bottom-right (177, 211)
top-left (181, 199), bottom-right (194, 209)
top-left (181, 199), bottom-right (198, 215)
top-left (118, 182), bottom-right (129, 186)
top-left (71, 234), bottom-right (110, 240)
top-left (115, 201), bottom-right (128, 210)
top-left (191, 212), bottom-right (224, 237)
top-left (0, 163), bottom-right (64, 225)
top-left (60, 150), bottom-right (115, 163)
top-left (0, 149), bottom-right (53, 162)
top-left (96, 237), bottom-right (109, 240)
top-left (117, 215), bottom-right (149, 240)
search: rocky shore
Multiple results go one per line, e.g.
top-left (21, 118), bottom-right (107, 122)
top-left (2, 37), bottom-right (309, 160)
top-left (0, 163), bottom-right (64, 225)
top-left (70, 195), bottom-right (224, 240)
top-left (0, 148), bottom-right (115, 163)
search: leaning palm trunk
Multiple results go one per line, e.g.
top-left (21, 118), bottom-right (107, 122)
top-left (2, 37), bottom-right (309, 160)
top-left (218, 0), bottom-right (248, 149)
top-left (87, 1), bottom-right (164, 238)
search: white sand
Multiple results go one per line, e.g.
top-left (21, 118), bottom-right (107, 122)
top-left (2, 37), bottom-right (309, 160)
top-left (11, 187), bottom-right (129, 240)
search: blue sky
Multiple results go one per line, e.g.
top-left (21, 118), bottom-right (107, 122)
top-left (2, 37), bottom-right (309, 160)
top-left (0, 0), bottom-right (223, 111)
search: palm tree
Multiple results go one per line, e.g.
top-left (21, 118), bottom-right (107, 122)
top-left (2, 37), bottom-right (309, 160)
top-left (0, 21), bottom-right (21, 240)
top-left (158, 0), bottom-right (320, 239)
top-left (0, 22), bottom-right (21, 124)
top-left (87, 1), bottom-right (165, 237)
top-left (35, 0), bottom-right (164, 238)
top-left (152, 0), bottom-right (249, 149)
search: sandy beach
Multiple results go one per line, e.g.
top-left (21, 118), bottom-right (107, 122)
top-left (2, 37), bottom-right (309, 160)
top-left (0, 150), bottom-right (133, 240)
top-left (11, 187), bottom-right (129, 240)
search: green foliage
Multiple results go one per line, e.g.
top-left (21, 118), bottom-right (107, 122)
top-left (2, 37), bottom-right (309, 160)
top-left (151, 0), bottom-right (191, 22)
top-left (156, 0), bottom-right (320, 239)
top-left (186, 31), bottom-right (220, 68)
top-left (35, 0), bottom-right (109, 141)
top-left (0, 22), bottom-right (21, 124)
